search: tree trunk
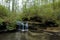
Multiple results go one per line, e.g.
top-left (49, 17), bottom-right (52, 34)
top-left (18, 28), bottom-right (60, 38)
top-left (12, 0), bottom-right (15, 12)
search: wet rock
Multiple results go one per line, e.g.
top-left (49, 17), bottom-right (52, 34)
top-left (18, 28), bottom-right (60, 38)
top-left (44, 19), bottom-right (59, 27)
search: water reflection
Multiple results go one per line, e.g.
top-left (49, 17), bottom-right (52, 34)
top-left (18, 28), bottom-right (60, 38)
top-left (0, 32), bottom-right (28, 40)
top-left (0, 31), bottom-right (60, 40)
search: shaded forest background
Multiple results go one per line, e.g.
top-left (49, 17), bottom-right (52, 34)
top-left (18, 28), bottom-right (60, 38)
top-left (0, 0), bottom-right (60, 29)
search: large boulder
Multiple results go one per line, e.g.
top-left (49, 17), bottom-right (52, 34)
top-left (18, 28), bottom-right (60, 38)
top-left (30, 16), bottom-right (43, 22)
top-left (44, 19), bottom-right (59, 27)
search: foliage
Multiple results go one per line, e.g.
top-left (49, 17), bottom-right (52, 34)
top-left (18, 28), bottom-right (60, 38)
top-left (0, 0), bottom-right (60, 29)
top-left (0, 5), bottom-right (9, 18)
top-left (21, 1), bottom-right (60, 22)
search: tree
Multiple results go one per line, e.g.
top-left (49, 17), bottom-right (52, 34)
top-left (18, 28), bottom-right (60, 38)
top-left (12, 0), bottom-right (19, 12)
top-left (5, 0), bottom-right (11, 11)
top-left (5, 0), bottom-right (19, 12)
